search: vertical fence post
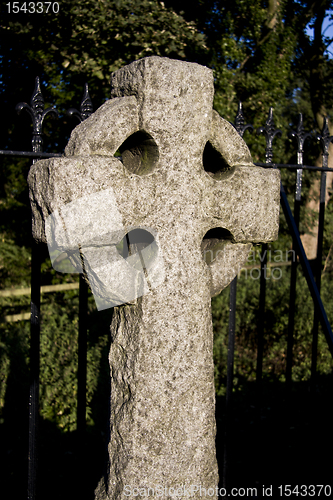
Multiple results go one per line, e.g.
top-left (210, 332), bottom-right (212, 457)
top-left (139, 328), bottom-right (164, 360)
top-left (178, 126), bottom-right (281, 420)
top-left (286, 115), bottom-right (312, 391)
top-left (27, 239), bottom-right (41, 500)
top-left (256, 252), bottom-right (267, 391)
top-left (256, 108), bottom-right (281, 391)
top-left (67, 83), bottom-right (93, 436)
top-left (16, 77), bottom-right (58, 500)
top-left (77, 274), bottom-right (88, 435)
top-left (311, 118), bottom-right (333, 387)
top-left (222, 276), bottom-right (237, 489)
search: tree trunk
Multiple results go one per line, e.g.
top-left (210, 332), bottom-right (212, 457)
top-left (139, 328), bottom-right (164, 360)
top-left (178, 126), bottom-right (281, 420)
top-left (300, 2), bottom-right (333, 259)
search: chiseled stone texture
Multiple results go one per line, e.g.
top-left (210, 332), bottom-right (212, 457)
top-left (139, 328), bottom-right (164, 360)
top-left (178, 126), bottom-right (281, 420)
top-left (28, 56), bottom-right (280, 499)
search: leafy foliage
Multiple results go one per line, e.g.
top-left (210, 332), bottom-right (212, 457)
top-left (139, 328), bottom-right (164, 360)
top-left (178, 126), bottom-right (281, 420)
top-left (38, 291), bottom-right (111, 432)
top-left (0, 283), bottom-right (111, 432)
top-left (212, 258), bottom-right (333, 397)
top-left (1, 0), bottom-right (207, 146)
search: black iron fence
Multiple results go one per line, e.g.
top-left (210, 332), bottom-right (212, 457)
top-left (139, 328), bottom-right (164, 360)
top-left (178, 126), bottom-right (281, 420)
top-left (1, 79), bottom-right (333, 499)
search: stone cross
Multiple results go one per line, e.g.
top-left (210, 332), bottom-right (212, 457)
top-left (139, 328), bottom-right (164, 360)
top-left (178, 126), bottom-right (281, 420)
top-left (28, 57), bottom-right (280, 499)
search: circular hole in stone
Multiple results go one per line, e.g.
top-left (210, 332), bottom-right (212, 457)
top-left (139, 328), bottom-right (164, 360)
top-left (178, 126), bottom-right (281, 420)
top-left (203, 141), bottom-right (234, 180)
top-left (116, 228), bottom-right (157, 270)
top-left (117, 130), bottom-right (159, 175)
top-left (201, 227), bottom-right (233, 264)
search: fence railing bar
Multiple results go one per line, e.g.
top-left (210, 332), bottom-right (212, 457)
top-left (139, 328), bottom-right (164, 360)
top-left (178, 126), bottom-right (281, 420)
top-left (77, 275), bottom-right (88, 436)
top-left (311, 118), bottom-right (333, 385)
top-left (222, 276), bottom-right (237, 489)
top-left (286, 222), bottom-right (298, 389)
top-left (254, 111), bottom-right (281, 488)
top-left (256, 246), bottom-right (267, 389)
top-left (280, 182), bottom-right (333, 355)
top-left (15, 76), bottom-right (59, 500)
top-left (311, 171), bottom-right (327, 384)
top-left (27, 240), bottom-right (41, 500)
top-left (256, 108), bottom-right (282, 390)
top-left (66, 84), bottom-right (94, 440)
top-left (286, 113), bottom-right (312, 390)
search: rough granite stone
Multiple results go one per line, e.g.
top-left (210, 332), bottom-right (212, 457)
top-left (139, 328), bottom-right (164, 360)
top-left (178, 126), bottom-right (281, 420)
top-left (27, 56), bottom-right (280, 499)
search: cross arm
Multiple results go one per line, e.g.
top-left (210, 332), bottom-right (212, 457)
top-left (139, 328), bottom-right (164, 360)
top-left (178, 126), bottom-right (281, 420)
top-left (204, 166), bottom-right (280, 243)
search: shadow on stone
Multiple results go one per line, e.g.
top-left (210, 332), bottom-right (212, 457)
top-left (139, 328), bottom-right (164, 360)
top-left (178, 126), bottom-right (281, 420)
top-left (118, 130), bottom-right (159, 176)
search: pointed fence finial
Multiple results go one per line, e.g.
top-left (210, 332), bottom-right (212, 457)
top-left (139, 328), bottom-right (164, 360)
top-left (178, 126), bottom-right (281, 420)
top-left (288, 113), bottom-right (312, 154)
top-left (257, 107), bottom-right (282, 163)
top-left (16, 76), bottom-right (58, 155)
top-left (31, 77), bottom-right (44, 116)
top-left (288, 114), bottom-right (313, 202)
top-left (233, 101), bottom-right (253, 137)
top-left (288, 113), bottom-right (312, 165)
top-left (318, 116), bottom-right (333, 157)
top-left (66, 83), bottom-right (94, 123)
